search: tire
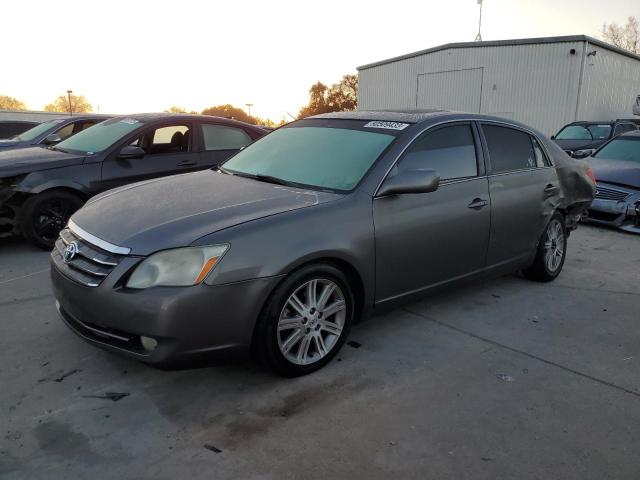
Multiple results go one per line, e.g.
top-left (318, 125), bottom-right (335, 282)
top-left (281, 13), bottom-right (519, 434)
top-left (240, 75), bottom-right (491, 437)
top-left (19, 190), bottom-right (84, 250)
top-left (523, 212), bottom-right (567, 282)
top-left (254, 263), bottom-right (354, 377)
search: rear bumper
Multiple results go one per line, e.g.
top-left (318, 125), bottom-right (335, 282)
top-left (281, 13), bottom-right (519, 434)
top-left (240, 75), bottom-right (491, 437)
top-left (51, 261), bottom-right (283, 365)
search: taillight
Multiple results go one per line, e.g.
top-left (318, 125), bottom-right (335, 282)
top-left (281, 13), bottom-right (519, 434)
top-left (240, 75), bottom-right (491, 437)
top-left (586, 167), bottom-right (596, 184)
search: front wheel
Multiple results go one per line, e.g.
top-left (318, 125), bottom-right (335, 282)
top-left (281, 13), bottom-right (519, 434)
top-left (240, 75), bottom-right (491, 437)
top-left (523, 212), bottom-right (567, 282)
top-left (255, 263), bottom-right (354, 377)
top-left (19, 190), bottom-right (84, 250)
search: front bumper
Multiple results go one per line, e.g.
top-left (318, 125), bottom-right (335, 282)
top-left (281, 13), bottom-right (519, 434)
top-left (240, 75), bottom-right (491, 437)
top-left (51, 260), bottom-right (283, 366)
top-left (586, 184), bottom-right (640, 234)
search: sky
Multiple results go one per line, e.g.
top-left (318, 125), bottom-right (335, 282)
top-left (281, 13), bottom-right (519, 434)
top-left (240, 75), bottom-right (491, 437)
top-left (1, 0), bottom-right (637, 121)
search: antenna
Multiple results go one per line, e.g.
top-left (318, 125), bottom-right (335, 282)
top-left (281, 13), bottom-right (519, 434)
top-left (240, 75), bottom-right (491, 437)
top-left (475, 0), bottom-right (483, 42)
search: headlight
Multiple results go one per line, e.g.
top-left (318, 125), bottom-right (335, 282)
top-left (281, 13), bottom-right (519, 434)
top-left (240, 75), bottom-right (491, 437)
top-left (126, 245), bottom-right (229, 289)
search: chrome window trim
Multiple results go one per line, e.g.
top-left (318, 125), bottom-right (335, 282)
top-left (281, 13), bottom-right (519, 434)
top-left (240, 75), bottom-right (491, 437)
top-left (373, 117), bottom-right (555, 196)
top-left (68, 220), bottom-right (131, 255)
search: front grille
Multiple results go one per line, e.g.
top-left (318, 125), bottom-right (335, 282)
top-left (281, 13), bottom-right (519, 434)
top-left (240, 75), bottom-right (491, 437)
top-left (595, 184), bottom-right (630, 202)
top-left (51, 228), bottom-right (124, 287)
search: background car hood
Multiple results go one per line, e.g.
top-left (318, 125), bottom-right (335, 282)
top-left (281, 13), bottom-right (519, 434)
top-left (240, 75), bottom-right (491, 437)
top-left (72, 170), bottom-right (342, 255)
top-left (554, 139), bottom-right (603, 152)
top-left (0, 147), bottom-right (85, 177)
top-left (588, 157), bottom-right (640, 189)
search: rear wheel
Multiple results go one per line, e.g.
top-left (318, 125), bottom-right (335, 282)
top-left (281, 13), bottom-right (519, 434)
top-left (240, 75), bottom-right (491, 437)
top-left (523, 212), bottom-right (567, 282)
top-left (255, 263), bottom-right (354, 377)
top-left (19, 190), bottom-right (84, 250)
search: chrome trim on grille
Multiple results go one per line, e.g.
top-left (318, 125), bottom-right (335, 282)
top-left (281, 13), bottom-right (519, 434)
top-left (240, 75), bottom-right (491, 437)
top-left (594, 184), bottom-right (630, 202)
top-left (68, 219), bottom-right (131, 255)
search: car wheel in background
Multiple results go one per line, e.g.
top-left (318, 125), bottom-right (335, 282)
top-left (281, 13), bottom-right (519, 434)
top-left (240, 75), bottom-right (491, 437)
top-left (255, 263), bottom-right (354, 377)
top-left (523, 212), bottom-right (567, 282)
top-left (19, 190), bottom-right (84, 250)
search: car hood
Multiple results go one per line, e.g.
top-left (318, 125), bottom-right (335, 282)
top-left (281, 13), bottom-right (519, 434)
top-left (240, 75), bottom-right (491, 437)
top-left (0, 146), bottom-right (85, 177)
top-left (554, 139), bottom-right (604, 152)
top-left (588, 157), bottom-right (640, 189)
top-left (71, 170), bottom-right (342, 255)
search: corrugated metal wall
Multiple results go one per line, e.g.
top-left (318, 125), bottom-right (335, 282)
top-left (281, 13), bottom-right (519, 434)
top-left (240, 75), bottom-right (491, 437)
top-left (358, 41), bottom-right (592, 135)
top-left (579, 44), bottom-right (640, 121)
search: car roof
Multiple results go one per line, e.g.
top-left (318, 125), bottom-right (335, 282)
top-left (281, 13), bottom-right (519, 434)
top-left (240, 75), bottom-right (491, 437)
top-left (307, 110), bottom-right (547, 135)
top-left (618, 130), bottom-right (640, 138)
top-left (309, 109), bottom-right (450, 123)
top-left (55, 114), bottom-right (111, 120)
top-left (109, 113), bottom-right (263, 130)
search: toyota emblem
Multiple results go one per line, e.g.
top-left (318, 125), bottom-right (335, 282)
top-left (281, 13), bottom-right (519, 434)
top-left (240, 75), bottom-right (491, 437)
top-left (63, 242), bottom-right (79, 263)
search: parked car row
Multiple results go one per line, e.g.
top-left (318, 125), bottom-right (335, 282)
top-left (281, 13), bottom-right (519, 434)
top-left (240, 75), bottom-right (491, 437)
top-left (0, 114), bottom-right (267, 247)
top-left (46, 110), bottom-right (596, 376)
top-left (0, 115), bottom-right (108, 152)
top-left (551, 119), bottom-right (639, 158)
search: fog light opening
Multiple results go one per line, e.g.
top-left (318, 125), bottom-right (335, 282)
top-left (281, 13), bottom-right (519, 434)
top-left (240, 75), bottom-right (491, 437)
top-left (140, 336), bottom-right (158, 351)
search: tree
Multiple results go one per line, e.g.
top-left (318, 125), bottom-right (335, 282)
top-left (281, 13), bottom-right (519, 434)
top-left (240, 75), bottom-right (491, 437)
top-left (44, 94), bottom-right (92, 114)
top-left (601, 16), bottom-right (640, 54)
top-left (165, 106), bottom-right (187, 113)
top-left (298, 74), bottom-right (358, 118)
top-left (0, 95), bottom-right (27, 111)
top-left (201, 104), bottom-right (258, 124)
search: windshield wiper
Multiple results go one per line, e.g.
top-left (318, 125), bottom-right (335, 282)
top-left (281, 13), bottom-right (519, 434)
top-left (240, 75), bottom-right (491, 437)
top-left (225, 170), bottom-right (293, 186)
top-left (252, 174), bottom-right (293, 186)
top-left (49, 146), bottom-right (68, 153)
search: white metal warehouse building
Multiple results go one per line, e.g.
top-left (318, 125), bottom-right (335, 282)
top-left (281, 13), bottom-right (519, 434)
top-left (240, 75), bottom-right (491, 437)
top-left (357, 35), bottom-right (640, 135)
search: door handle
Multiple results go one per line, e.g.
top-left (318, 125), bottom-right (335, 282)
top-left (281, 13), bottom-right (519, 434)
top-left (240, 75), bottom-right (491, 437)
top-left (468, 198), bottom-right (488, 210)
top-left (544, 184), bottom-right (559, 196)
top-left (177, 160), bottom-right (197, 167)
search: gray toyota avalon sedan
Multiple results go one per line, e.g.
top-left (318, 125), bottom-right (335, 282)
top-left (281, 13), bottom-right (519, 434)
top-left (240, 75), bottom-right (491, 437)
top-left (51, 111), bottom-right (595, 376)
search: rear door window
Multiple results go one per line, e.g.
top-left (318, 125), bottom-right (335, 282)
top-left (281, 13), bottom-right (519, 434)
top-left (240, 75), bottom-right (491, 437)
top-left (482, 125), bottom-right (537, 173)
top-left (398, 124), bottom-right (478, 180)
top-left (201, 124), bottom-right (252, 151)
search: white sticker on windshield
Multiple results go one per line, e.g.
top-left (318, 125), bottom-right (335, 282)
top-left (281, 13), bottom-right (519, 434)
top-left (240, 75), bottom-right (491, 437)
top-left (120, 118), bottom-right (140, 125)
top-left (364, 121), bottom-right (409, 131)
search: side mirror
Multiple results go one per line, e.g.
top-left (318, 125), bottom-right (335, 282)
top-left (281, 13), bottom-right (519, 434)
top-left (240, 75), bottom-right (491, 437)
top-left (118, 145), bottom-right (145, 159)
top-left (43, 134), bottom-right (62, 145)
top-left (377, 169), bottom-right (440, 197)
top-left (550, 135), bottom-right (556, 140)
top-left (572, 148), bottom-right (596, 158)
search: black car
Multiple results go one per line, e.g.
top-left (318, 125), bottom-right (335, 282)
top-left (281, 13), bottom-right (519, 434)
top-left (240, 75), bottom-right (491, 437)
top-left (0, 120), bottom-right (39, 139)
top-left (551, 120), bottom-right (638, 158)
top-left (585, 130), bottom-right (640, 233)
top-left (0, 115), bottom-right (109, 151)
top-left (0, 114), bottom-right (267, 248)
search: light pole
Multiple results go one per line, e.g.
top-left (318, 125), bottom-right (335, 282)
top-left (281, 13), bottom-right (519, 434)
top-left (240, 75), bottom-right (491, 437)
top-left (245, 103), bottom-right (253, 116)
top-left (66, 90), bottom-right (73, 116)
top-left (475, 0), bottom-right (483, 42)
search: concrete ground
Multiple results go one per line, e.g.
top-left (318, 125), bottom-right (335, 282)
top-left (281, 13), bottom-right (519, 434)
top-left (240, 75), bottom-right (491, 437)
top-left (1, 224), bottom-right (639, 479)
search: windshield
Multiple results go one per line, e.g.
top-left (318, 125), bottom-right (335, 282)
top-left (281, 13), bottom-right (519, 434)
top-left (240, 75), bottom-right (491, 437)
top-left (593, 137), bottom-right (640, 163)
top-left (556, 124), bottom-right (611, 141)
top-left (55, 117), bottom-right (142, 154)
top-left (15, 119), bottom-right (66, 141)
top-left (222, 125), bottom-right (396, 191)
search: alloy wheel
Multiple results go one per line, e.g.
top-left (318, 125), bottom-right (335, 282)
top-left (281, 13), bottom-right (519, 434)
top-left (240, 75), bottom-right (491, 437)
top-left (543, 219), bottom-right (565, 273)
top-left (32, 198), bottom-right (74, 244)
top-left (277, 278), bottom-right (346, 366)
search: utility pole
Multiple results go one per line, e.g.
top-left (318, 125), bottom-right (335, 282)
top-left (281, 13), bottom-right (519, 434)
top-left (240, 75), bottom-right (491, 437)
top-left (475, 0), bottom-right (483, 42)
top-left (66, 90), bottom-right (73, 116)
top-left (245, 103), bottom-right (253, 116)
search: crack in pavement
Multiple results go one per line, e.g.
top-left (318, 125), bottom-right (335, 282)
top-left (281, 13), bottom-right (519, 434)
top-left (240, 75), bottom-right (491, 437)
top-left (0, 293), bottom-right (54, 308)
top-left (403, 308), bottom-right (640, 399)
top-left (0, 268), bottom-right (49, 286)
